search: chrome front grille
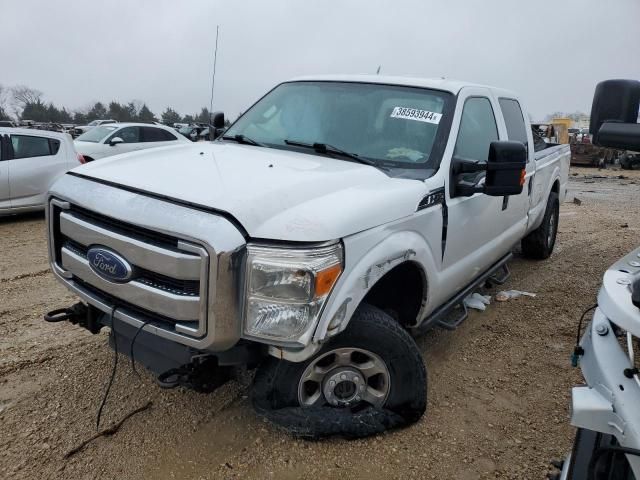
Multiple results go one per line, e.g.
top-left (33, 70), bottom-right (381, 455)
top-left (47, 174), bottom-right (247, 351)
top-left (52, 201), bottom-right (209, 337)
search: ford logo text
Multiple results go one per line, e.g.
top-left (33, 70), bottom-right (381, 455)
top-left (87, 246), bottom-right (134, 283)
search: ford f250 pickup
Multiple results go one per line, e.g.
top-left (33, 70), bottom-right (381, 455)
top-left (45, 75), bottom-right (570, 437)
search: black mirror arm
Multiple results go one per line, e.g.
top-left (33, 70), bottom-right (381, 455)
top-left (452, 157), bottom-right (487, 175)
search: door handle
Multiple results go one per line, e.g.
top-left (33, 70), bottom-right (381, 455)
top-left (528, 177), bottom-right (533, 196)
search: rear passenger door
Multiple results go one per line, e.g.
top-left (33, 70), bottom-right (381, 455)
top-left (496, 97), bottom-right (534, 234)
top-left (8, 134), bottom-right (68, 209)
top-left (0, 134), bottom-right (10, 210)
top-left (140, 126), bottom-right (180, 148)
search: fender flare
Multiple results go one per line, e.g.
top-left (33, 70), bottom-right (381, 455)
top-left (313, 230), bottom-right (437, 344)
top-left (530, 167), bottom-right (561, 231)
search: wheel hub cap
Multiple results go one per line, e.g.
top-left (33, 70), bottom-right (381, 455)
top-left (297, 347), bottom-right (390, 408)
top-left (322, 367), bottom-right (366, 406)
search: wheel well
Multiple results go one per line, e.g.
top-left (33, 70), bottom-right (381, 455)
top-left (551, 180), bottom-right (559, 194)
top-left (361, 261), bottom-right (426, 328)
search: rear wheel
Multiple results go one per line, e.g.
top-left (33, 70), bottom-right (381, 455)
top-left (251, 303), bottom-right (427, 438)
top-left (521, 191), bottom-right (559, 260)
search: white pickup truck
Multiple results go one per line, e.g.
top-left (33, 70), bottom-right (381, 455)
top-left (45, 75), bottom-right (569, 436)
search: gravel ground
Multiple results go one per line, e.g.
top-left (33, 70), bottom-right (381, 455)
top-left (1, 166), bottom-right (639, 480)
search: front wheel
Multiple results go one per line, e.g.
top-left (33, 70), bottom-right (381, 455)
top-left (521, 191), bottom-right (560, 260)
top-left (251, 303), bottom-right (427, 438)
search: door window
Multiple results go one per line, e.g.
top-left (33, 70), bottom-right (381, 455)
top-left (107, 126), bottom-right (140, 143)
top-left (454, 97), bottom-right (499, 163)
top-left (10, 135), bottom-right (60, 159)
top-left (499, 98), bottom-right (528, 147)
top-left (453, 97), bottom-right (499, 184)
top-left (141, 127), bottom-right (177, 142)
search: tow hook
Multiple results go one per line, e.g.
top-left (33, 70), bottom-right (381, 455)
top-left (44, 302), bottom-right (103, 334)
top-left (156, 356), bottom-right (232, 393)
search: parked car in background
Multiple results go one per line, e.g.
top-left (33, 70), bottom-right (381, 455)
top-left (73, 119), bottom-right (117, 137)
top-left (74, 122), bottom-right (190, 162)
top-left (198, 127), bottom-right (210, 141)
top-left (177, 124), bottom-right (206, 141)
top-left (0, 128), bottom-right (82, 215)
top-left (0, 120), bottom-right (18, 128)
top-left (620, 151), bottom-right (640, 169)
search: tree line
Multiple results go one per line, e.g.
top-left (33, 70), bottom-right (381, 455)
top-left (0, 84), bottom-right (217, 126)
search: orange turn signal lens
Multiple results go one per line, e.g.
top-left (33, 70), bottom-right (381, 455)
top-left (519, 169), bottom-right (526, 186)
top-left (315, 264), bottom-right (342, 298)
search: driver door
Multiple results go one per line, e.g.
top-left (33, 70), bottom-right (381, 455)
top-left (443, 88), bottom-right (509, 287)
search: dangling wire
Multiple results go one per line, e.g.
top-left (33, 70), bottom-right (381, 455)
top-left (130, 320), bottom-right (151, 378)
top-left (96, 305), bottom-right (119, 432)
top-left (572, 304), bottom-right (597, 367)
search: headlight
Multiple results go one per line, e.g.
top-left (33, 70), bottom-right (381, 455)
top-left (244, 243), bottom-right (343, 345)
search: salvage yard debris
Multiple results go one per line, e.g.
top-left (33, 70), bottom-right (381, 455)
top-left (463, 293), bottom-right (492, 311)
top-left (495, 290), bottom-right (537, 302)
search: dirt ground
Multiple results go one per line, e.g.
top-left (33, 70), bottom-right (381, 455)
top-left (1, 166), bottom-right (639, 480)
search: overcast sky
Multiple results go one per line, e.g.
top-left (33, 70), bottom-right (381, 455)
top-left (2, 0), bottom-right (639, 120)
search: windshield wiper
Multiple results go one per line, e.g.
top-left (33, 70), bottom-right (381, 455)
top-left (284, 139), bottom-right (379, 168)
top-left (221, 134), bottom-right (266, 147)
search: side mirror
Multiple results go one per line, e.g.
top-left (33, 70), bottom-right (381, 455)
top-left (109, 137), bottom-right (124, 146)
top-left (211, 111), bottom-right (225, 139)
top-left (452, 141), bottom-right (526, 197)
top-left (590, 79), bottom-right (640, 150)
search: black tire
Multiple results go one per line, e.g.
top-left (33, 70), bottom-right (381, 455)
top-left (620, 154), bottom-right (631, 169)
top-left (521, 191), bottom-right (559, 260)
top-left (251, 303), bottom-right (427, 439)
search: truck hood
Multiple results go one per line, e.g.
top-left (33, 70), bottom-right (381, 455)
top-left (72, 143), bottom-right (428, 241)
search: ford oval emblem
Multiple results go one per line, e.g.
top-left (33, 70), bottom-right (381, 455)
top-left (87, 246), bottom-right (134, 283)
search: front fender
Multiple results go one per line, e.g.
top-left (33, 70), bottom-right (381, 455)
top-left (313, 223), bottom-right (440, 343)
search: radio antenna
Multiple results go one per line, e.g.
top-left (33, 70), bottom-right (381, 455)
top-left (209, 25), bottom-right (220, 125)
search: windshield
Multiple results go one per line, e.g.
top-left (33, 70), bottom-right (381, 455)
top-left (76, 125), bottom-right (117, 143)
top-left (224, 81), bottom-right (452, 169)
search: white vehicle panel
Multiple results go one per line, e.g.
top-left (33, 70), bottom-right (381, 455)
top-left (0, 128), bottom-right (78, 215)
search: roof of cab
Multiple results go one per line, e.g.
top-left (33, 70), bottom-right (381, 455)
top-left (287, 74), bottom-right (519, 99)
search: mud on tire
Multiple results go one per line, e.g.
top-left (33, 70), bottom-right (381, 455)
top-left (521, 191), bottom-right (559, 260)
top-left (251, 303), bottom-right (427, 439)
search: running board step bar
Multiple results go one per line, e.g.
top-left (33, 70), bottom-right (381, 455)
top-left (487, 263), bottom-right (510, 286)
top-left (414, 253), bottom-right (512, 334)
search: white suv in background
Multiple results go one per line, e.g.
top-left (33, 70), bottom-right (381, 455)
top-left (0, 128), bottom-right (82, 215)
top-left (73, 119), bottom-right (117, 136)
top-left (74, 122), bottom-right (190, 162)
